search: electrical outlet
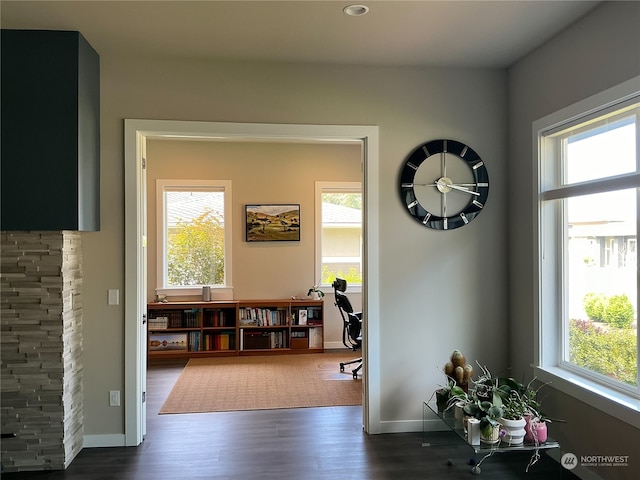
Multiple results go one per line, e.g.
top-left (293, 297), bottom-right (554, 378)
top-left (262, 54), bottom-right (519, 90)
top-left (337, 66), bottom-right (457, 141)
top-left (109, 390), bottom-right (120, 407)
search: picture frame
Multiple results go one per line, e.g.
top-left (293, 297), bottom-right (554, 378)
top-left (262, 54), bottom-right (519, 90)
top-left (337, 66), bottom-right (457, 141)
top-left (245, 204), bottom-right (300, 242)
top-left (148, 333), bottom-right (188, 352)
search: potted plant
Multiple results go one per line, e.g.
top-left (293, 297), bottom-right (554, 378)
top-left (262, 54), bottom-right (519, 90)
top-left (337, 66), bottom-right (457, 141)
top-left (461, 364), bottom-right (505, 444)
top-left (307, 285), bottom-right (324, 300)
top-left (498, 391), bottom-right (528, 445)
top-left (463, 397), bottom-right (504, 444)
top-left (498, 376), bottom-right (555, 445)
top-left (434, 375), bottom-right (457, 413)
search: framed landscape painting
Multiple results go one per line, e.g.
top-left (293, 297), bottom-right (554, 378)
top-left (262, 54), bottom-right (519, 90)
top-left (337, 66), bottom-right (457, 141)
top-left (246, 204), bottom-right (300, 242)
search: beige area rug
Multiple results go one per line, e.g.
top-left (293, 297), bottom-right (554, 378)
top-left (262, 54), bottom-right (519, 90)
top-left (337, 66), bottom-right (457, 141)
top-left (159, 352), bottom-right (362, 414)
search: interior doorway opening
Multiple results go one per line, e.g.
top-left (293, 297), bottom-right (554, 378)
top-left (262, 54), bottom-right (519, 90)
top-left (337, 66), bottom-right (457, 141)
top-left (124, 120), bottom-right (381, 445)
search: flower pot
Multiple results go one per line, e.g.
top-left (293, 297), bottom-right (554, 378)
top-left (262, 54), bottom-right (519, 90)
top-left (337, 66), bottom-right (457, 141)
top-left (499, 417), bottom-right (526, 445)
top-left (524, 415), bottom-right (548, 444)
top-left (480, 424), bottom-right (500, 445)
top-left (435, 389), bottom-right (450, 413)
top-left (454, 401), bottom-right (467, 420)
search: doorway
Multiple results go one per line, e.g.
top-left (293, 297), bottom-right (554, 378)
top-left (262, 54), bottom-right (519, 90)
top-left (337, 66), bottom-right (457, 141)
top-left (124, 120), bottom-right (381, 445)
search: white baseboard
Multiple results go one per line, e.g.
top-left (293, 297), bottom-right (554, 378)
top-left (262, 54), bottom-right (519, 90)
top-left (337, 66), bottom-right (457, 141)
top-left (379, 419), bottom-right (426, 433)
top-left (83, 434), bottom-right (126, 448)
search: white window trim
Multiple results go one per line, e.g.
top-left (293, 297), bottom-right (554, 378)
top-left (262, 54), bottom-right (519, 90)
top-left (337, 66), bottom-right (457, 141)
top-left (315, 181), bottom-right (362, 294)
top-left (533, 76), bottom-right (640, 428)
top-left (156, 179), bottom-right (233, 297)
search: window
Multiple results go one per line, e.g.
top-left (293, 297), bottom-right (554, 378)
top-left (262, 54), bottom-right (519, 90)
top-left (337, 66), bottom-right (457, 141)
top-left (156, 180), bottom-right (232, 293)
top-left (535, 77), bottom-right (640, 420)
top-left (315, 182), bottom-right (362, 288)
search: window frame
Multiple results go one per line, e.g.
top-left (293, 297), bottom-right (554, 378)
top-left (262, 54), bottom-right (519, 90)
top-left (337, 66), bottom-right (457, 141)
top-left (533, 76), bottom-right (640, 427)
top-left (156, 179), bottom-right (233, 297)
top-left (315, 181), bottom-right (363, 294)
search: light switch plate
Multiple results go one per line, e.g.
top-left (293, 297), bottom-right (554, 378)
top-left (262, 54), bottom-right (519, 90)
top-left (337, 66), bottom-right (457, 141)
top-left (109, 390), bottom-right (120, 407)
top-left (108, 289), bottom-right (120, 305)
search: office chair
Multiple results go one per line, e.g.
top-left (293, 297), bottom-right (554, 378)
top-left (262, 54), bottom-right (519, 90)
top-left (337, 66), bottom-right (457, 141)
top-left (332, 278), bottom-right (362, 379)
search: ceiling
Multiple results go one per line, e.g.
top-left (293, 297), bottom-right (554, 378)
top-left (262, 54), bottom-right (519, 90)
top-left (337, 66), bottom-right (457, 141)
top-left (1, 1), bottom-right (601, 68)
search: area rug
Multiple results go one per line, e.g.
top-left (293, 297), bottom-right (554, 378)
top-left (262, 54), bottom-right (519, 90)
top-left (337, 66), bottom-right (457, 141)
top-left (159, 352), bottom-right (362, 414)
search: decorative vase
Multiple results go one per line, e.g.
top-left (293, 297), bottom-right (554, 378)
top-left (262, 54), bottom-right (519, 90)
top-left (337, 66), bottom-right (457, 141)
top-left (524, 415), bottom-right (548, 443)
top-left (500, 417), bottom-right (526, 445)
top-left (311, 292), bottom-right (321, 300)
top-left (480, 424), bottom-right (500, 444)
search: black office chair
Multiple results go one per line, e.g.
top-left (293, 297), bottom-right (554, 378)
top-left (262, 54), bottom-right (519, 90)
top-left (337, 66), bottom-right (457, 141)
top-left (332, 278), bottom-right (362, 379)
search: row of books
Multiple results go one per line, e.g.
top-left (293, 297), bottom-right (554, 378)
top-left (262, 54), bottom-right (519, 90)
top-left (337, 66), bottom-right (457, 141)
top-left (203, 309), bottom-right (234, 328)
top-left (150, 309), bottom-right (200, 328)
top-left (238, 327), bottom-right (323, 350)
top-left (291, 307), bottom-right (322, 326)
top-left (239, 307), bottom-right (287, 326)
top-left (188, 331), bottom-right (237, 351)
top-left (204, 332), bottom-right (235, 351)
top-left (240, 329), bottom-right (287, 349)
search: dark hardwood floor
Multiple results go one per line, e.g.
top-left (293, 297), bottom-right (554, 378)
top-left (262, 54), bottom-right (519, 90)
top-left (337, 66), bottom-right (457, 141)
top-left (2, 358), bottom-right (578, 479)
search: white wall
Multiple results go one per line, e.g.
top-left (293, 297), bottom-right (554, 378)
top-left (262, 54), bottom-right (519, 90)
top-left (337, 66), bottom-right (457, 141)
top-left (81, 55), bottom-right (507, 436)
top-left (508, 2), bottom-right (640, 479)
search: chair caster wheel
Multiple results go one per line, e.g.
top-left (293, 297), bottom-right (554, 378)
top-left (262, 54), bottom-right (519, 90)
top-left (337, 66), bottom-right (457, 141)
top-left (340, 363), bottom-right (345, 372)
top-left (471, 466), bottom-right (481, 475)
top-left (353, 371), bottom-right (358, 379)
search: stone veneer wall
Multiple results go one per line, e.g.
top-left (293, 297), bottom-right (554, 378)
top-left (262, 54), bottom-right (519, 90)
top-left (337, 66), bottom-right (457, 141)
top-left (1, 231), bottom-right (83, 472)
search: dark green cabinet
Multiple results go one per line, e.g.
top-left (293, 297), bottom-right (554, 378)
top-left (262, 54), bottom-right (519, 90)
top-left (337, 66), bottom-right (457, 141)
top-left (1, 30), bottom-right (100, 231)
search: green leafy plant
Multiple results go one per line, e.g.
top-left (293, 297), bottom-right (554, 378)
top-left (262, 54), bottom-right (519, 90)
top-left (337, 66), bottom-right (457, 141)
top-left (307, 285), bottom-right (325, 298)
top-left (321, 265), bottom-right (362, 285)
top-left (602, 294), bottom-right (635, 328)
top-left (569, 319), bottom-right (637, 385)
top-left (583, 292), bottom-right (607, 322)
top-left (582, 292), bottom-right (635, 328)
top-left (167, 211), bottom-right (224, 285)
top-left (501, 391), bottom-right (528, 420)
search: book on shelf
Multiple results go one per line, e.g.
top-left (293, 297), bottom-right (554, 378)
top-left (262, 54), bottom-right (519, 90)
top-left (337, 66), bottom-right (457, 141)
top-left (309, 327), bottom-right (322, 348)
top-left (188, 331), bottom-right (201, 352)
top-left (149, 316), bottom-right (168, 330)
top-left (307, 307), bottom-right (322, 325)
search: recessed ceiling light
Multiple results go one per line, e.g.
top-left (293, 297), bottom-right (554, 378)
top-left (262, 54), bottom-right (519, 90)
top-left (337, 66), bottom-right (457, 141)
top-left (343, 4), bottom-right (369, 16)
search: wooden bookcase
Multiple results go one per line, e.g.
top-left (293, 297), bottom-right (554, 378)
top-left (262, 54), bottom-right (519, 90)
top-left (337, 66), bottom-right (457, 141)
top-left (147, 299), bottom-right (324, 359)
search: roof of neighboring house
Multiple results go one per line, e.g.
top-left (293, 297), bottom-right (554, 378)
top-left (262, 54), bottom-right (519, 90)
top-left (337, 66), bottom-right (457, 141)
top-left (322, 202), bottom-right (362, 225)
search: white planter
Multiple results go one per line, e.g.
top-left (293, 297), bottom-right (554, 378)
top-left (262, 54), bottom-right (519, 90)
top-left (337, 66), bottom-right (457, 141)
top-left (500, 417), bottom-right (526, 445)
top-left (480, 424), bottom-right (500, 444)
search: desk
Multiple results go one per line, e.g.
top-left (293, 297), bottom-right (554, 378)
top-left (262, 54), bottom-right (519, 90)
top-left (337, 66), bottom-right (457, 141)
top-left (423, 401), bottom-right (560, 474)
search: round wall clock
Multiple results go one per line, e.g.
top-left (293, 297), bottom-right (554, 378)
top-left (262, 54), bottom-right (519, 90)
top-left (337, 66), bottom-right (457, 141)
top-left (399, 139), bottom-right (489, 230)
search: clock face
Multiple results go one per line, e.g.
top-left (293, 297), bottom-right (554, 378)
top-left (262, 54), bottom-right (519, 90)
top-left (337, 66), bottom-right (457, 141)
top-left (400, 139), bottom-right (489, 230)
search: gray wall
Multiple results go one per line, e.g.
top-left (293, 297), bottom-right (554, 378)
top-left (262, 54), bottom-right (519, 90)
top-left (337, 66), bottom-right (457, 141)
top-left (87, 58), bottom-right (507, 436)
top-left (508, 2), bottom-right (640, 479)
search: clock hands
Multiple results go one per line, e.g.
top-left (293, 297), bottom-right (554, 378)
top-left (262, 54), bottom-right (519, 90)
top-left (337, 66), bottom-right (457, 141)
top-left (444, 183), bottom-right (480, 196)
top-left (404, 177), bottom-right (481, 196)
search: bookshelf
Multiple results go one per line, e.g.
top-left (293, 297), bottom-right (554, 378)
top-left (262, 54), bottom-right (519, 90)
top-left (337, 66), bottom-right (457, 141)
top-left (147, 299), bottom-right (324, 359)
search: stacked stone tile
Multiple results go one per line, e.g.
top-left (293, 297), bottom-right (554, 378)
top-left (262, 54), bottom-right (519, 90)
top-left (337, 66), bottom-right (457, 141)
top-left (1, 231), bottom-right (83, 472)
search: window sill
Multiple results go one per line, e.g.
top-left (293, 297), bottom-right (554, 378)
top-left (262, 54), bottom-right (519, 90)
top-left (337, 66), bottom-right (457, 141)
top-left (533, 365), bottom-right (640, 428)
top-left (155, 287), bottom-right (234, 301)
